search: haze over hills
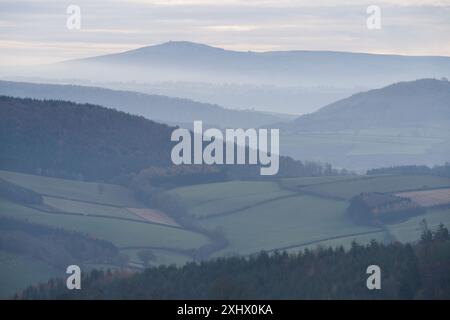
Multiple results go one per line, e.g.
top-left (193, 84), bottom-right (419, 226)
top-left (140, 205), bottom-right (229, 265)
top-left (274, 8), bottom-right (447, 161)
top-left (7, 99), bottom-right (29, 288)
top-left (0, 80), bottom-right (289, 128)
top-left (60, 41), bottom-right (450, 87)
top-left (4, 41), bottom-right (450, 115)
top-left (279, 79), bottom-right (450, 170)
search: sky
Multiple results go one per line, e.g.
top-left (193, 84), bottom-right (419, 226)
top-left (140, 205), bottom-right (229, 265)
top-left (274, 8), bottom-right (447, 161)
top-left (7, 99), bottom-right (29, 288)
top-left (0, 0), bottom-right (450, 66)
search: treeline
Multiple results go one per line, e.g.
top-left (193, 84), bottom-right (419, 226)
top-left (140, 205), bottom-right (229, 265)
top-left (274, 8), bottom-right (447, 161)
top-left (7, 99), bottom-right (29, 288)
top-left (18, 223), bottom-right (450, 300)
top-left (0, 217), bottom-right (124, 270)
top-left (347, 193), bottom-right (425, 225)
top-left (367, 163), bottom-right (450, 178)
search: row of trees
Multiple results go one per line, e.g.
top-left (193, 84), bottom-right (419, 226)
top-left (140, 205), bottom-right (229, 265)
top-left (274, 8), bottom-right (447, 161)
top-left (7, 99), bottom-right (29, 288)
top-left (18, 223), bottom-right (450, 300)
top-left (367, 163), bottom-right (450, 178)
top-left (347, 192), bottom-right (425, 225)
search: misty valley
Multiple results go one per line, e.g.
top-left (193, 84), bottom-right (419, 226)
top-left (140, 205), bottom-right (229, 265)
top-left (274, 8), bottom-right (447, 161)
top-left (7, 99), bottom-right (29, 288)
top-left (1, 16), bottom-right (450, 301)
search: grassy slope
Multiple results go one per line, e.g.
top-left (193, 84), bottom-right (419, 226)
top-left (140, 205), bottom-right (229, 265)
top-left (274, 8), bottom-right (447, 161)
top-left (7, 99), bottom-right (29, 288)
top-left (167, 181), bottom-right (282, 206)
top-left (43, 196), bottom-right (143, 221)
top-left (280, 175), bottom-right (362, 189)
top-left (0, 170), bottom-right (141, 207)
top-left (167, 181), bottom-right (294, 218)
top-left (388, 207), bottom-right (450, 243)
top-left (170, 175), bottom-right (450, 258)
top-left (281, 126), bottom-right (450, 157)
top-left (0, 199), bottom-right (209, 250)
top-left (200, 195), bottom-right (378, 256)
top-left (301, 175), bottom-right (450, 200)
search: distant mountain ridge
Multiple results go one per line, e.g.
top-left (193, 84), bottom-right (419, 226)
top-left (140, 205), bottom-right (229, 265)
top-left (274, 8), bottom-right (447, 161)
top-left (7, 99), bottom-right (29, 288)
top-left (0, 80), bottom-right (284, 128)
top-left (57, 41), bottom-right (450, 87)
top-left (6, 41), bottom-right (450, 115)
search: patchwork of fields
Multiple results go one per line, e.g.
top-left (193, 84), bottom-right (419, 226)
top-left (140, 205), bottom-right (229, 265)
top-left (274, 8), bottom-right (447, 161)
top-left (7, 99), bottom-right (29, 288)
top-left (1, 169), bottom-right (450, 298)
top-left (0, 170), bottom-right (207, 296)
top-left (165, 174), bottom-right (450, 256)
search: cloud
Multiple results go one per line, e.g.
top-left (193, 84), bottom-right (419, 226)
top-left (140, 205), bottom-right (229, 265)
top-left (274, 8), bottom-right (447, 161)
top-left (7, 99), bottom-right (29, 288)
top-left (0, 0), bottom-right (449, 65)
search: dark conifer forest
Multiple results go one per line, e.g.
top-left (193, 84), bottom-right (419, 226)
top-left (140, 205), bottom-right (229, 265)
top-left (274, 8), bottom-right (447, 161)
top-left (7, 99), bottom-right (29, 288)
top-left (19, 225), bottom-right (450, 300)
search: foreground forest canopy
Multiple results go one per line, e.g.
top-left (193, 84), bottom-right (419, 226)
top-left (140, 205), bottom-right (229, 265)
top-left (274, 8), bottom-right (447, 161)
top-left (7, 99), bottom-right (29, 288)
top-left (20, 224), bottom-right (450, 300)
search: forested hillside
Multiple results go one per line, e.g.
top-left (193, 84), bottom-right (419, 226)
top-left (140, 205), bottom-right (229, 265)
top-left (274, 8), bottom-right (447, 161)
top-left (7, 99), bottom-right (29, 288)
top-left (19, 224), bottom-right (450, 300)
top-left (0, 96), bottom-right (174, 181)
top-left (0, 95), bottom-right (341, 182)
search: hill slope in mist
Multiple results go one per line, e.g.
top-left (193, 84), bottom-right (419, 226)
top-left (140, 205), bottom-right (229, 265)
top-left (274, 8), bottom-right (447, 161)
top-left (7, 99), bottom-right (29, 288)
top-left (7, 41), bottom-right (450, 115)
top-left (0, 80), bottom-right (284, 128)
top-left (289, 79), bottom-right (450, 131)
top-left (279, 79), bottom-right (450, 170)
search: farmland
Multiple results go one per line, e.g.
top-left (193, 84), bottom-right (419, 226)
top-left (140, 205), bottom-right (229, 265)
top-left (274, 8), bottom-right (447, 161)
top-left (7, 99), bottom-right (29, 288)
top-left (0, 170), bottom-right (211, 269)
top-left (43, 196), bottom-right (143, 221)
top-left (0, 199), bottom-right (209, 249)
top-left (166, 181), bottom-right (293, 218)
top-left (298, 175), bottom-right (450, 200)
top-left (279, 126), bottom-right (450, 170)
top-left (2, 169), bottom-right (450, 297)
top-left (200, 195), bottom-right (378, 256)
top-left (0, 170), bottom-right (141, 207)
top-left (396, 188), bottom-right (450, 207)
top-left (166, 174), bottom-right (450, 257)
top-left (387, 207), bottom-right (450, 243)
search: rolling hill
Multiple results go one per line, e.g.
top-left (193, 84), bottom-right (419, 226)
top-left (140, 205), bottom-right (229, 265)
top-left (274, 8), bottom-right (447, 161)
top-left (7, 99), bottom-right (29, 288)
top-left (0, 96), bottom-right (174, 180)
top-left (279, 79), bottom-right (450, 169)
top-left (0, 80), bottom-right (285, 128)
top-left (289, 79), bottom-right (450, 131)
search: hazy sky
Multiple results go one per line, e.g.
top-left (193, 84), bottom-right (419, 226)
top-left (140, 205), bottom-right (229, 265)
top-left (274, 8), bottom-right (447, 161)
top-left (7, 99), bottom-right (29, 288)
top-left (1, 0), bottom-right (450, 66)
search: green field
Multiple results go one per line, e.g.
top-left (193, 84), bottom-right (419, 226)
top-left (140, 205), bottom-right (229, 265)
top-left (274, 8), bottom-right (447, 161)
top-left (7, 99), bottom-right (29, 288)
top-left (0, 170), bottom-right (142, 207)
top-left (0, 198), bottom-right (209, 250)
top-left (167, 181), bottom-right (283, 207)
top-left (300, 175), bottom-right (450, 200)
top-left (280, 175), bottom-right (363, 190)
top-left (388, 208), bottom-right (450, 243)
top-left (186, 190), bottom-right (294, 218)
top-left (281, 128), bottom-right (449, 157)
top-left (0, 251), bottom-right (62, 298)
top-left (200, 195), bottom-right (379, 256)
top-left (43, 196), bottom-right (143, 221)
top-left (2, 168), bottom-right (449, 297)
top-left (167, 181), bottom-right (296, 218)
